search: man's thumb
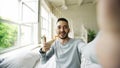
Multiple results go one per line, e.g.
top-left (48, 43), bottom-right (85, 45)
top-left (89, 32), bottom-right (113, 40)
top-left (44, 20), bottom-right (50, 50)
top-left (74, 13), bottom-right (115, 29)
top-left (43, 35), bottom-right (46, 43)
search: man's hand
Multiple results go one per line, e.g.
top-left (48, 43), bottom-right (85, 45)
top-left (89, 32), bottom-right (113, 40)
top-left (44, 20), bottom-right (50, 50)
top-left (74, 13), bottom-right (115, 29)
top-left (42, 42), bottom-right (51, 52)
top-left (41, 36), bottom-right (55, 52)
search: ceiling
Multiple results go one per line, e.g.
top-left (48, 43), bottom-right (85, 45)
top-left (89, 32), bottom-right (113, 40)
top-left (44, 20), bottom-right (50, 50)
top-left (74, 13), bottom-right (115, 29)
top-left (46, 0), bottom-right (96, 10)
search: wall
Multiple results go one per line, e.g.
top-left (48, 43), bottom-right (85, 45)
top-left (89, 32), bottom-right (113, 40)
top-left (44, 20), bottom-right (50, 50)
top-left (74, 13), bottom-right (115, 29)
top-left (52, 4), bottom-right (98, 38)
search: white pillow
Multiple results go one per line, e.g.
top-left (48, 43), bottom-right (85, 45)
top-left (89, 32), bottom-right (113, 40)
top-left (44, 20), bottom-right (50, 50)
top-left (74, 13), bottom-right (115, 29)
top-left (0, 51), bottom-right (40, 68)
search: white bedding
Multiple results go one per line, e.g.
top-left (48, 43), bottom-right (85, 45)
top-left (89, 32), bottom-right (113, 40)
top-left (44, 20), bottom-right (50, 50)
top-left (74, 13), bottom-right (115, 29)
top-left (0, 48), bottom-right (56, 68)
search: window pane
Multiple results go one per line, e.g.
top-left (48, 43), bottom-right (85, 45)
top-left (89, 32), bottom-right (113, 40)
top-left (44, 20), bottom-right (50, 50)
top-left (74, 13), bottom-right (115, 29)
top-left (22, 4), bottom-right (37, 22)
top-left (41, 18), bottom-right (48, 29)
top-left (41, 6), bottom-right (52, 41)
top-left (33, 23), bottom-right (38, 44)
top-left (0, 22), bottom-right (18, 51)
top-left (0, 0), bottom-right (19, 21)
top-left (24, 0), bottom-right (38, 13)
top-left (0, 0), bottom-right (39, 52)
top-left (41, 6), bottom-right (48, 18)
top-left (21, 25), bottom-right (32, 46)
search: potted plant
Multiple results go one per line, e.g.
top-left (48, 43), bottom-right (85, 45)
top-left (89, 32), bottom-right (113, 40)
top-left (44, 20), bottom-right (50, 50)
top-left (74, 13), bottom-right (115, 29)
top-left (87, 29), bottom-right (96, 43)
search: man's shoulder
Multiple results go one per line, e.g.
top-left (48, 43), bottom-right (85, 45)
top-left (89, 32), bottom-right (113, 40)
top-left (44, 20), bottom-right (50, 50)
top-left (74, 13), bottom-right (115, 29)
top-left (51, 39), bottom-right (60, 47)
top-left (72, 38), bottom-right (85, 43)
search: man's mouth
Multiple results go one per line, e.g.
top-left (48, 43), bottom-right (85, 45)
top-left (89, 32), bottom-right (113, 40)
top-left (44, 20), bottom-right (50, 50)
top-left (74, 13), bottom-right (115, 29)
top-left (60, 32), bottom-right (66, 35)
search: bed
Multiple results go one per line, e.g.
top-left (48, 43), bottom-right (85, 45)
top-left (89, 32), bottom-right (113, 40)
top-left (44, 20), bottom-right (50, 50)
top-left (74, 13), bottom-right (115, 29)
top-left (0, 46), bottom-right (56, 68)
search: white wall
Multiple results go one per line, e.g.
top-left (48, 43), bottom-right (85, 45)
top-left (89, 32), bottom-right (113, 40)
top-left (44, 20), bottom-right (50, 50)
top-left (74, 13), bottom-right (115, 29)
top-left (52, 4), bottom-right (98, 38)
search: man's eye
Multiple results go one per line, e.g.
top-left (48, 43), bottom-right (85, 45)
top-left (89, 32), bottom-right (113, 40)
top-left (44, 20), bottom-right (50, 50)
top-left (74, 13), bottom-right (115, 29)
top-left (57, 26), bottom-right (61, 29)
top-left (64, 26), bottom-right (68, 29)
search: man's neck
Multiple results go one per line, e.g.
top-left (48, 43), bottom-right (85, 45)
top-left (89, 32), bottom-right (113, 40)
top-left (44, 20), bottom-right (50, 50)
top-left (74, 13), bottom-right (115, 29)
top-left (59, 37), bottom-right (70, 45)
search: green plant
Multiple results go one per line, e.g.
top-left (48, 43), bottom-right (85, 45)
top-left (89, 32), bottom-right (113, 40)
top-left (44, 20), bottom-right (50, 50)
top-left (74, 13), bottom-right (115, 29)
top-left (87, 29), bottom-right (96, 43)
top-left (0, 20), bottom-right (18, 49)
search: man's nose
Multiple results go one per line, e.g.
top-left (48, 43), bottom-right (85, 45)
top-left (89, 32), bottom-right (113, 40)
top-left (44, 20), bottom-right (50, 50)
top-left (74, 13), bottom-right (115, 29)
top-left (60, 27), bottom-right (64, 31)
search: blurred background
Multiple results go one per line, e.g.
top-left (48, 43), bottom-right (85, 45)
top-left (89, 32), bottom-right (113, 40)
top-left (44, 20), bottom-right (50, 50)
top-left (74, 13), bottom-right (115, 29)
top-left (0, 0), bottom-right (98, 54)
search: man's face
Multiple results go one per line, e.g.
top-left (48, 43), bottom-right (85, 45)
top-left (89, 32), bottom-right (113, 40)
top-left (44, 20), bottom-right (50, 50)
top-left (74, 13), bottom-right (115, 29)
top-left (56, 21), bottom-right (70, 39)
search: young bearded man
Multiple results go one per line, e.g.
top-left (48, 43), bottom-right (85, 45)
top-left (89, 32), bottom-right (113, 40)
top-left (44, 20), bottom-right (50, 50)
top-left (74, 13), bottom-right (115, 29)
top-left (39, 18), bottom-right (86, 68)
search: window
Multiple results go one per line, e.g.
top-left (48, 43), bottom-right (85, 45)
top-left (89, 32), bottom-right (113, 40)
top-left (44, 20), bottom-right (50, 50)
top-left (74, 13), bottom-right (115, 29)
top-left (0, 0), bottom-right (38, 51)
top-left (20, 0), bottom-right (38, 45)
top-left (41, 6), bottom-right (52, 41)
top-left (0, 20), bottom-right (18, 51)
top-left (0, 0), bottom-right (56, 52)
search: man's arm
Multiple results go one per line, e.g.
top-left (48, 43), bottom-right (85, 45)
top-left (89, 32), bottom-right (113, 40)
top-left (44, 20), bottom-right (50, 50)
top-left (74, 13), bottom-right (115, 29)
top-left (39, 46), bottom-right (54, 64)
top-left (96, 0), bottom-right (120, 68)
top-left (97, 0), bottom-right (120, 33)
top-left (39, 38), bottom-right (55, 64)
top-left (77, 40), bottom-right (86, 53)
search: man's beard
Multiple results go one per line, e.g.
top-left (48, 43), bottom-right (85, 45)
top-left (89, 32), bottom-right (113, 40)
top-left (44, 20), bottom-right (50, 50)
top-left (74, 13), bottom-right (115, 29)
top-left (59, 32), bottom-right (69, 39)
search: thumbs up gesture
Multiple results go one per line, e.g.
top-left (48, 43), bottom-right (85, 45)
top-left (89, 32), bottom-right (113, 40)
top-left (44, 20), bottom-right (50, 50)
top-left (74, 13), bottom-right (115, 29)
top-left (41, 36), bottom-right (55, 52)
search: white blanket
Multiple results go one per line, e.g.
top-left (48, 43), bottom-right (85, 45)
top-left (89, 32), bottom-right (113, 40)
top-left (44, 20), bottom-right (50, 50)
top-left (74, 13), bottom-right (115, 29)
top-left (0, 49), bottom-right (56, 68)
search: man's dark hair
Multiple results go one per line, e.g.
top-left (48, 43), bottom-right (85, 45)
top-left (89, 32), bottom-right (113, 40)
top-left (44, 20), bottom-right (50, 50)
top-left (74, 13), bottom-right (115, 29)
top-left (57, 18), bottom-right (68, 24)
